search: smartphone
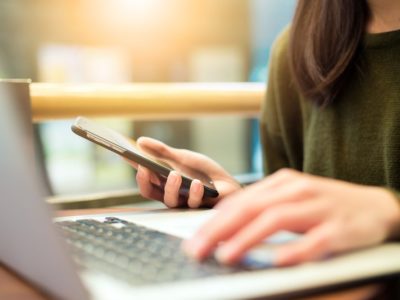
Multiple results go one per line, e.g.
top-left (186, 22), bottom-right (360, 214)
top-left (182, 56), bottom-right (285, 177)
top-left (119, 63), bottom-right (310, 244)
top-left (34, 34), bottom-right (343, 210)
top-left (71, 117), bottom-right (219, 199)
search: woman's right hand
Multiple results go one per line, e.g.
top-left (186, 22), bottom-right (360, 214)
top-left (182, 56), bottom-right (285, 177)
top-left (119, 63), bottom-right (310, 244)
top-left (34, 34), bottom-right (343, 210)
top-left (128, 137), bottom-right (241, 208)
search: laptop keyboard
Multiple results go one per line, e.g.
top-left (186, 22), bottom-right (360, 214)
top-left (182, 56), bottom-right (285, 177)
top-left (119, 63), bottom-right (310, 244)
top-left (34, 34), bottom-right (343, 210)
top-left (56, 217), bottom-right (245, 286)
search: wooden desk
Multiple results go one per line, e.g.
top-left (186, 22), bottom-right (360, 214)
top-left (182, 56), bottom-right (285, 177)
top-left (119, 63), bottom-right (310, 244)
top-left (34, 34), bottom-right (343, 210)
top-left (0, 207), bottom-right (388, 300)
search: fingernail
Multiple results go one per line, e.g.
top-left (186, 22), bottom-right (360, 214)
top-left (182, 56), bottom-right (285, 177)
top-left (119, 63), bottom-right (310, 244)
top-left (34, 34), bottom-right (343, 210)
top-left (136, 165), bottom-right (145, 177)
top-left (182, 238), bottom-right (206, 258)
top-left (192, 179), bottom-right (201, 193)
top-left (169, 171), bottom-right (178, 184)
top-left (215, 246), bottom-right (235, 264)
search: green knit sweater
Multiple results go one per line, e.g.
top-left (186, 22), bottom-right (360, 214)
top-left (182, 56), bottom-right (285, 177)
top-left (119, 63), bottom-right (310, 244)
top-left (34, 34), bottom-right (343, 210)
top-left (260, 28), bottom-right (400, 191)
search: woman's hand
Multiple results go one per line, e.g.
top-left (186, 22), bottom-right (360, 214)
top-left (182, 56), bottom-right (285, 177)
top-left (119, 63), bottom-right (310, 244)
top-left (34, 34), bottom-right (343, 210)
top-left (183, 169), bottom-right (400, 266)
top-left (128, 137), bottom-right (241, 208)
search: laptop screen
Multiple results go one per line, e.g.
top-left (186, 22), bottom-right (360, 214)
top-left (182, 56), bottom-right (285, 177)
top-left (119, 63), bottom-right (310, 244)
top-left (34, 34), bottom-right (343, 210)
top-left (0, 80), bottom-right (88, 300)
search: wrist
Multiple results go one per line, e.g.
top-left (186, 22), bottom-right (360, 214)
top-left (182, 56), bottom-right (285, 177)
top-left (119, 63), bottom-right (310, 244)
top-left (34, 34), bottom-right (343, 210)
top-left (380, 188), bottom-right (400, 240)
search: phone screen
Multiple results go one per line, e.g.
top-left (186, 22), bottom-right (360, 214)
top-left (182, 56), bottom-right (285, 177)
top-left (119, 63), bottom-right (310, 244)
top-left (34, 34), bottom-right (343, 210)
top-left (72, 117), bottom-right (218, 196)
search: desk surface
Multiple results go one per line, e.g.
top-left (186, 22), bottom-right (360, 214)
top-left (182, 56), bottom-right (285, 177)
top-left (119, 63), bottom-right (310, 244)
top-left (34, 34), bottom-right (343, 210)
top-left (0, 207), bottom-right (386, 300)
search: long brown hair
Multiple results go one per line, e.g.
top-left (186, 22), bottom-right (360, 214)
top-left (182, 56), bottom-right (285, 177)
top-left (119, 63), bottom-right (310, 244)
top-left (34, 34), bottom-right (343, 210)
top-left (289, 1), bottom-right (370, 105)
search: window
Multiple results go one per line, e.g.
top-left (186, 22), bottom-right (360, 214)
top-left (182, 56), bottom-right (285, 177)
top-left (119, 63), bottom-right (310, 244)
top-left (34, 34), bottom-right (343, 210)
top-left (0, 0), bottom-right (295, 196)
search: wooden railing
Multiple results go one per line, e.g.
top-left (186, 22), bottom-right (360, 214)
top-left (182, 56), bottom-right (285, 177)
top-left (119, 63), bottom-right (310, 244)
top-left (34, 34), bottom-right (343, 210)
top-left (30, 82), bottom-right (265, 121)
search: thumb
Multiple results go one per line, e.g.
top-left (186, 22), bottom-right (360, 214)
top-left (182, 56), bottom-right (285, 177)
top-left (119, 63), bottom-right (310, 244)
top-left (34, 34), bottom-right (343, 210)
top-left (136, 137), bottom-right (177, 160)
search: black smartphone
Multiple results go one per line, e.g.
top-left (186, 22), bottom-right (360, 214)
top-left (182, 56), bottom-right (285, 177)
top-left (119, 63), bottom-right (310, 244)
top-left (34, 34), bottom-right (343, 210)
top-left (71, 117), bottom-right (219, 199)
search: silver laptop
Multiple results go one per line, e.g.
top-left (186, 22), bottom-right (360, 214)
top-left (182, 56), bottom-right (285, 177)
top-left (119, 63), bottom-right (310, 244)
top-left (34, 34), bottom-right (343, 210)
top-left (1, 80), bottom-right (400, 300)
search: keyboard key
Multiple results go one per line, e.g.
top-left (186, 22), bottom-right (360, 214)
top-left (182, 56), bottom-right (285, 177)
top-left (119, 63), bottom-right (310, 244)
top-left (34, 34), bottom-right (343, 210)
top-left (55, 218), bottom-right (246, 286)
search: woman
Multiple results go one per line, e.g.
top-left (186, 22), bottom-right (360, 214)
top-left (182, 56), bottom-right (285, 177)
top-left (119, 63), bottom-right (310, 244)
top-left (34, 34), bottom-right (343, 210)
top-left (133, 0), bottom-right (400, 268)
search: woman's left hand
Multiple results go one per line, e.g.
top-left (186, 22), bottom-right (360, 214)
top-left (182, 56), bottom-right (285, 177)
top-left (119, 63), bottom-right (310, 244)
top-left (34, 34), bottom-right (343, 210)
top-left (183, 169), bottom-right (400, 266)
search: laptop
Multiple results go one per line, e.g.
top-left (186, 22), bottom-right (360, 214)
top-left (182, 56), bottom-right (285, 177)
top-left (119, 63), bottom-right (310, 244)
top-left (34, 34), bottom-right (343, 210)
top-left (1, 80), bottom-right (400, 300)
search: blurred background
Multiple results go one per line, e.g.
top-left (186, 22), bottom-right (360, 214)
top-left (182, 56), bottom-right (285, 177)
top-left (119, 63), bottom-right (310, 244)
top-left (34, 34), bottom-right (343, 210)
top-left (0, 0), bottom-right (295, 197)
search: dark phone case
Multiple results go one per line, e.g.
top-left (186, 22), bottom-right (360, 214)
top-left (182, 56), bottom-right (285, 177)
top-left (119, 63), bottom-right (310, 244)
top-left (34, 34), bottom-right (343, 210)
top-left (71, 125), bottom-right (219, 199)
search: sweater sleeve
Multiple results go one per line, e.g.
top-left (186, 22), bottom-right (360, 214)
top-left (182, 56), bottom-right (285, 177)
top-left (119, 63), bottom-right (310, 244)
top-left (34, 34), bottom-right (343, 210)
top-left (259, 27), bottom-right (305, 176)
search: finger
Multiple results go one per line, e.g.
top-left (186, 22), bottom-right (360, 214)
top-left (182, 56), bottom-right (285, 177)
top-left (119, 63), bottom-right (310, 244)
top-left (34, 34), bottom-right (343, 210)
top-left (188, 180), bottom-right (204, 208)
top-left (215, 168), bottom-right (299, 211)
top-left (204, 173), bottom-right (318, 235)
top-left (215, 201), bottom-right (327, 264)
top-left (262, 168), bottom-right (306, 192)
top-left (184, 176), bottom-right (318, 260)
top-left (124, 158), bottom-right (138, 169)
top-left (163, 171), bottom-right (182, 208)
top-left (183, 204), bottom-right (253, 260)
top-left (275, 222), bottom-right (334, 266)
top-left (137, 137), bottom-right (178, 160)
top-left (136, 165), bottom-right (164, 201)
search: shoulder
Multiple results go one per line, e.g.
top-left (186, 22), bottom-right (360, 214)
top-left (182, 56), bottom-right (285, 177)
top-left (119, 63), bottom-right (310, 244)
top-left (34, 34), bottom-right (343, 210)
top-left (267, 25), bottom-right (304, 101)
top-left (265, 26), bottom-right (298, 103)
top-left (269, 26), bottom-right (291, 78)
top-left (262, 25), bottom-right (305, 132)
top-left (272, 26), bottom-right (291, 58)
